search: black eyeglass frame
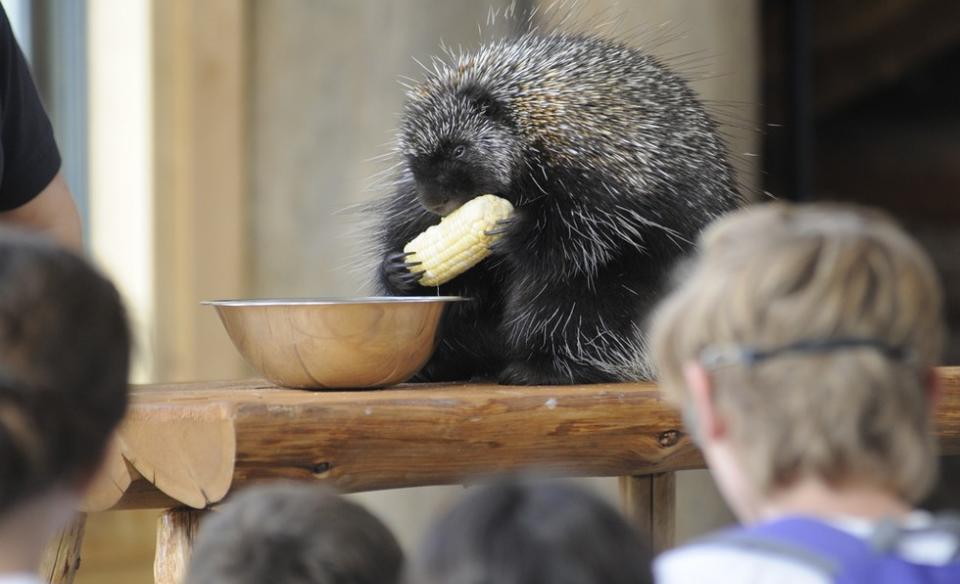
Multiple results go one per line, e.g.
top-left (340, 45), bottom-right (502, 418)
top-left (698, 337), bottom-right (915, 369)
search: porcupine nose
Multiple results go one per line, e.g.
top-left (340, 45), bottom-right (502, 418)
top-left (416, 177), bottom-right (463, 216)
top-left (421, 192), bottom-right (459, 216)
top-left (433, 199), bottom-right (462, 216)
top-left (412, 185), bottom-right (437, 212)
top-left (413, 163), bottom-right (472, 215)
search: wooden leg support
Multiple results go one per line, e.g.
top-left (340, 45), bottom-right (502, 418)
top-left (619, 472), bottom-right (677, 553)
top-left (154, 508), bottom-right (205, 584)
top-left (39, 514), bottom-right (86, 584)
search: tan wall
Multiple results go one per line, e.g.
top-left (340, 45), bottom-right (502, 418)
top-left (152, 0), bottom-right (249, 383)
top-left (250, 0), bottom-right (522, 299)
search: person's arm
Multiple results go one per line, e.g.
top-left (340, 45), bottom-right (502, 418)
top-left (0, 171), bottom-right (82, 251)
top-left (0, 5), bottom-right (80, 251)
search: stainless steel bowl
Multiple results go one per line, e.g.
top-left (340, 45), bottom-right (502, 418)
top-left (202, 297), bottom-right (464, 389)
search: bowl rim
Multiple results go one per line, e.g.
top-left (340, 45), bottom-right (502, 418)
top-left (201, 296), bottom-right (468, 307)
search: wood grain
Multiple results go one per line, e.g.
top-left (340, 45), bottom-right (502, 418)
top-left (937, 368), bottom-right (960, 453)
top-left (39, 515), bottom-right (85, 584)
top-left (84, 367), bottom-right (960, 511)
top-left (620, 473), bottom-right (677, 553)
top-left (154, 508), bottom-right (204, 584)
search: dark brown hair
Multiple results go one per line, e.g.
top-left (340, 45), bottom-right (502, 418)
top-left (0, 229), bottom-right (130, 514)
top-left (187, 482), bottom-right (404, 584)
top-left (419, 478), bottom-right (654, 584)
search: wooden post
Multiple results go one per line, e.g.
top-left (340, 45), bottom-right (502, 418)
top-left (154, 508), bottom-right (205, 584)
top-left (619, 472), bottom-right (677, 553)
top-left (39, 514), bottom-right (86, 584)
top-left (152, 0), bottom-right (249, 383)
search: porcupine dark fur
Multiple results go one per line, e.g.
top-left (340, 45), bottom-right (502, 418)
top-left (373, 31), bottom-right (742, 385)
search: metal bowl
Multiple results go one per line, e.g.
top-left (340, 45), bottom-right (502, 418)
top-left (202, 297), bottom-right (464, 389)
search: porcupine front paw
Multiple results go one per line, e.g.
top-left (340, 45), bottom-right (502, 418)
top-left (409, 362), bottom-right (468, 383)
top-left (498, 361), bottom-right (573, 385)
top-left (499, 358), bottom-right (618, 386)
top-left (381, 251), bottom-right (423, 294)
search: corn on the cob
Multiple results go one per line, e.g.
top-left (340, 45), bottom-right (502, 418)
top-left (403, 194), bottom-right (514, 286)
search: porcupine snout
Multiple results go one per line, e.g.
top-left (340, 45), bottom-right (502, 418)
top-left (409, 149), bottom-right (479, 216)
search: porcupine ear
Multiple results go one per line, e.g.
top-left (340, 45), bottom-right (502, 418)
top-left (462, 85), bottom-right (510, 125)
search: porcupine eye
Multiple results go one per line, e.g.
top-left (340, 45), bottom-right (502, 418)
top-left (452, 145), bottom-right (467, 158)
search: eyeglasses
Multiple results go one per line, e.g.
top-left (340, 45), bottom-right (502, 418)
top-left (698, 337), bottom-right (914, 369)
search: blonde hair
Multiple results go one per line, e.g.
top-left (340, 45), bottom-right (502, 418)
top-left (649, 202), bottom-right (944, 502)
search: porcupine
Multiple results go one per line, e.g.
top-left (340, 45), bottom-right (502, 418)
top-left (374, 31), bottom-right (742, 385)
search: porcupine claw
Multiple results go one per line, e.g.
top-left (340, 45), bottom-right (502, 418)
top-left (483, 220), bottom-right (512, 237)
top-left (485, 217), bottom-right (516, 254)
top-left (383, 251), bottom-right (423, 292)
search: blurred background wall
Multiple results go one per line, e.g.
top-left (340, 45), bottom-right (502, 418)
top-left (6, 0), bottom-right (959, 582)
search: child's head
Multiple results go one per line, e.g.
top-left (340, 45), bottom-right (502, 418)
top-left (0, 229), bottom-right (130, 516)
top-left (187, 482), bottom-right (404, 584)
top-left (649, 202), bottom-right (944, 517)
top-left (418, 478), bottom-right (653, 584)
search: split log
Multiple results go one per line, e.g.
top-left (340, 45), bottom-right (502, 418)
top-left (117, 402), bottom-right (235, 509)
top-left (80, 434), bottom-right (132, 512)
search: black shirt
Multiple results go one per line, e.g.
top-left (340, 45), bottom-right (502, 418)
top-left (0, 5), bottom-right (61, 211)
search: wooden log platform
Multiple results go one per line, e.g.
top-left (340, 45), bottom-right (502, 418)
top-left (85, 367), bottom-right (960, 513)
top-left (84, 379), bottom-right (694, 511)
top-left (67, 367), bottom-right (960, 583)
